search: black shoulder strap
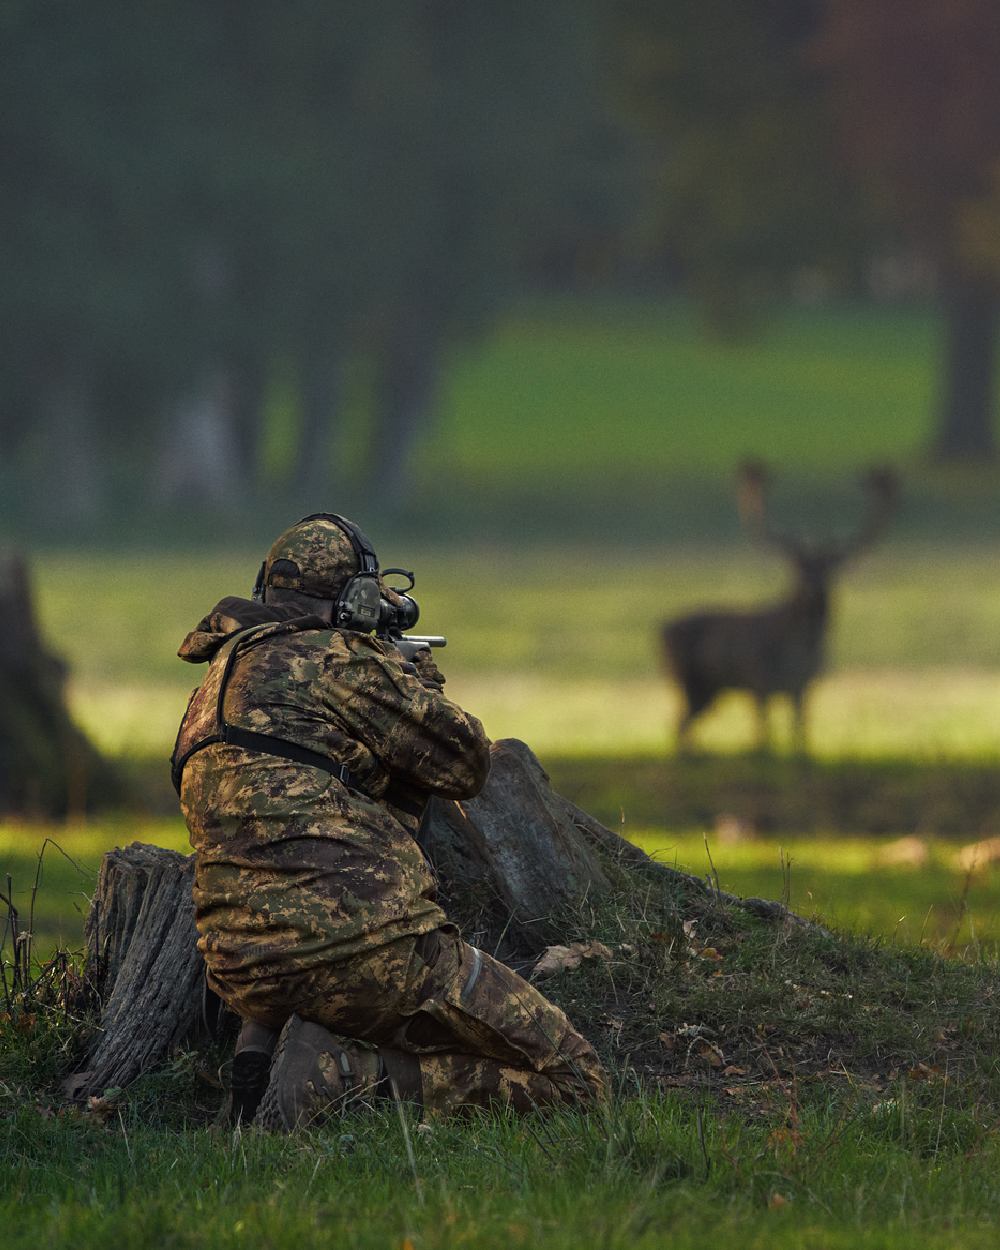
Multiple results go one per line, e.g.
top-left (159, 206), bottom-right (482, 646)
top-left (171, 622), bottom-right (358, 795)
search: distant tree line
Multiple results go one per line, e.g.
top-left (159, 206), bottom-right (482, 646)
top-left (0, 1), bottom-right (626, 527)
top-left (616, 0), bottom-right (1000, 460)
top-left (3, 1), bottom-right (1000, 531)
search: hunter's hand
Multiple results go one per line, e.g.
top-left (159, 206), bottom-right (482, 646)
top-left (413, 648), bottom-right (446, 691)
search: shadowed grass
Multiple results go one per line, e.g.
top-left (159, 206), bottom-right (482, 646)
top-left (7, 813), bottom-right (1000, 963)
top-left (548, 751), bottom-right (1000, 836)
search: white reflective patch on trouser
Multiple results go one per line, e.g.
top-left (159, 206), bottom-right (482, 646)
top-left (461, 946), bottom-right (483, 1000)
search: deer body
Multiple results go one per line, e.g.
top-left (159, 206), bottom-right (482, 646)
top-left (663, 574), bottom-right (830, 748)
top-left (662, 465), bottom-right (896, 751)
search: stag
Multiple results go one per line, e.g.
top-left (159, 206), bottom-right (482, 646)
top-left (661, 463), bottom-right (898, 752)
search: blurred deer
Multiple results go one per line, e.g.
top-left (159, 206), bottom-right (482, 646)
top-left (661, 462), bottom-right (898, 752)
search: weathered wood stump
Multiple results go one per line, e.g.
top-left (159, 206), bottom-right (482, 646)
top-left (0, 553), bottom-right (117, 816)
top-left (64, 845), bottom-right (204, 1099)
top-left (66, 738), bottom-right (807, 1099)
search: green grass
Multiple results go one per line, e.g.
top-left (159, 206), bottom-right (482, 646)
top-left (12, 298), bottom-right (1000, 550)
top-left (633, 829), bottom-right (1000, 954)
top-left (397, 298), bottom-right (1000, 545)
top-left (8, 816), bottom-right (1000, 1248)
top-left (7, 1093), bottom-right (1000, 1249)
top-left (429, 300), bottom-right (938, 481)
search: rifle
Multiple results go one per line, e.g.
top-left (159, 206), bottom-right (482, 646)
top-left (389, 634), bottom-right (446, 663)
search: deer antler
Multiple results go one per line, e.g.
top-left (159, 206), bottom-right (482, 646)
top-left (834, 465), bottom-right (899, 561)
top-left (736, 460), bottom-right (799, 554)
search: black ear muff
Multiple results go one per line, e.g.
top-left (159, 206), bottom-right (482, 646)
top-left (336, 573), bottom-right (382, 630)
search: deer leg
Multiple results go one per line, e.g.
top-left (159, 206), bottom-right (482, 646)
top-left (675, 705), bottom-right (696, 754)
top-left (674, 682), bottom-right (714, 755)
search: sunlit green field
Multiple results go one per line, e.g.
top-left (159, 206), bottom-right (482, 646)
top-left (32, 543), bottom-right (1000, 761)
top-left (428, 301), bottom-right (938, 479)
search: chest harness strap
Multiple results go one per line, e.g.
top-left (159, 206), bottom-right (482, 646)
top-left (171, 625), bottom-right (358, 795)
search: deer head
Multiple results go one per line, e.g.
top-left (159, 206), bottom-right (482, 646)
top-left (736, 461), bottom-right (898, 603)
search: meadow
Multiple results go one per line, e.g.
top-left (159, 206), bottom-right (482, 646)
top-left (5, 298), bottom-right (1000, 1246)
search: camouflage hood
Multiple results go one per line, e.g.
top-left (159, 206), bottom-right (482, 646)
top-left (178, 596), bottom-right (329, 664)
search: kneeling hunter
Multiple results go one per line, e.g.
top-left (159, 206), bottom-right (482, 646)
top-left (171, 513), bottom-right (607, 1128)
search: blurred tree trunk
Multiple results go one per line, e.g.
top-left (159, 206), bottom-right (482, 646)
top-left (292, 349), bottom-right (342, 503)
top-left (933, 275), bottom-right (999, 461)
top-left (42, 371), bottom-right (103, 526)
top-left (366, 308), bottom-right (441, 508)
top-left (228, 354), bottom-right (268, 491)
top-left (0, 554), bottom-right (116, 816)
top-left (156, 369), bottom-right (242, 508)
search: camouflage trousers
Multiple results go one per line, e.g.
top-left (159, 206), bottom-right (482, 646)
top-left (215, 925), bottom-right (608, 1118)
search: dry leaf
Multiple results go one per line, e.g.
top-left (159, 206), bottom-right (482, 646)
top-left (532, 941), bottom-right (612, 978)
top-left (767, 1127), bottom-right (802, 1151)
top-left (906, 1062), bottom-right (945, 1083)
top-left (532, 945), bottom-right (579, 977)
top-left (722, 1064), bottom-right (747, 1077)
top-left (658, 1031), bottom-right (676, 1051)
top-left (698, 947), bottom-right (723, 962)
top-left (85, 1095), bottom-right (118, 1125)
top-left (677, 1022), bottom-right (715, 1039)
top-left (768, 1192), bottom-right (790, 1210)
top-left (694, 1038), bottom-right (725, 1068)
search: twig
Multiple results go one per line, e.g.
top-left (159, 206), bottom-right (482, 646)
top-left (945, 865), bottom-right (975, 955)
top-left (933, 1060), bottom-right (949, 1160)
top-left (118, 1106), bottom-right (134, 1168)
top-left (780, 848), bottom-right (792, 912)
top-left (0, 894), bottom-right (13, 1012)
top-left (6, 875), bottom-right (23, 994)
top-left (390, 1078), bottom-right (423, 1205)
top-left (695, 1104), bottom-right (711, 1180)
top-left (702, 834), bottom-right (722, 901)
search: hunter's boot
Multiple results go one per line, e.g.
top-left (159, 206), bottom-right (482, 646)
top-left (253, 1014), bottom-right (420, 1133)
top-left (229, 1019), bottom-right (281, 1126)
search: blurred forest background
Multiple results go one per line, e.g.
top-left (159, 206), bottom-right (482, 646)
top-left (4, 0), bottom-right (1000, 542)
top-left (5, 0), bottom-right (1000, 948)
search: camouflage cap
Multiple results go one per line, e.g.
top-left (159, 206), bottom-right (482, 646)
top-left (263, 516), bottom-right (366, 600)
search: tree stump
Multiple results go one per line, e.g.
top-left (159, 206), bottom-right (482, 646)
top-left (0, 553), bottom-right (117, 816)
top-left (66, 738), bottom-right (808, 1099)
top-left (64, 845), bottom-right (205, 1099)
top-left (419, 738), bottom-right (611, 954)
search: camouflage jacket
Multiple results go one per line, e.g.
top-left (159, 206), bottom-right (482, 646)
top-left (173, 597), bottom-right (491, 987)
